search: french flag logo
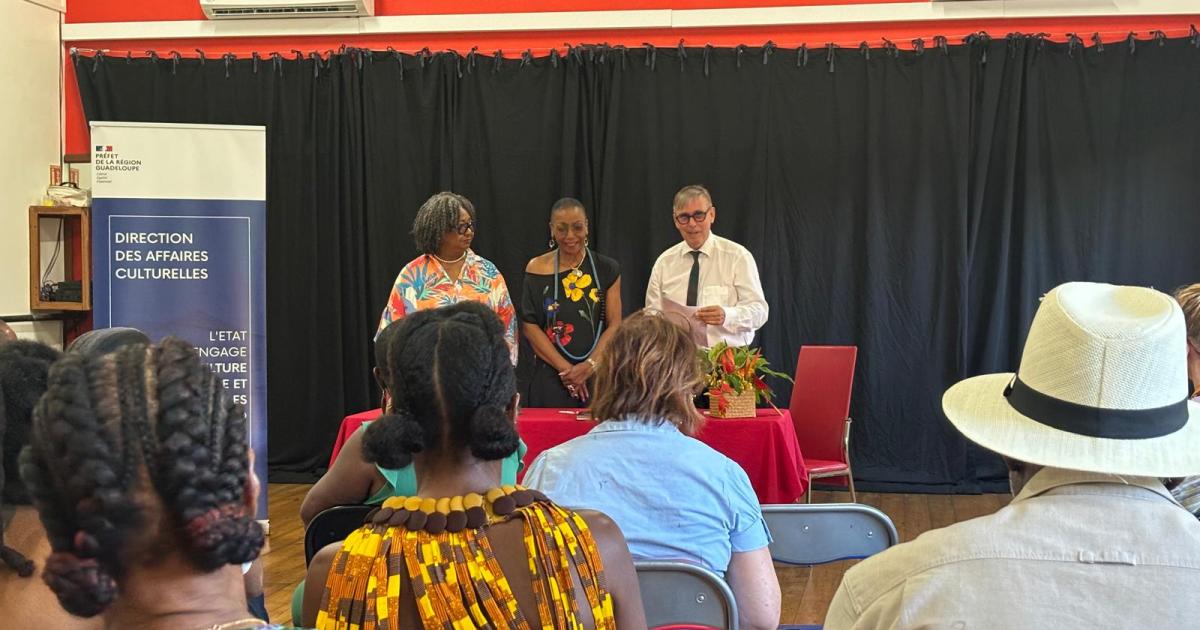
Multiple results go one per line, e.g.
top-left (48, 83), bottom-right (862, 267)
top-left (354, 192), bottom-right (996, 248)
top-left (95, 145), bottom-right (113, 152)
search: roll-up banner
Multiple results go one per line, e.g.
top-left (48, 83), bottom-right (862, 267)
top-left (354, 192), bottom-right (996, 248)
top-left (90, 122), bottom-right (268, 522)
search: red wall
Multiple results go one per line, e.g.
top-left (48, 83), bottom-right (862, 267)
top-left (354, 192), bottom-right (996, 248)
top-left (62, 2), bottom-right (1200, 154)
top-left (65, 0), bottom-right (916, 23)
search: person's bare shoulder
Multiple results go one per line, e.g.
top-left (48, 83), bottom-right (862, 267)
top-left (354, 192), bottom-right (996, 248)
top-left (526, 251), bottom-right (556, 274)
top-left (572, 508), bottom-right (627, 548)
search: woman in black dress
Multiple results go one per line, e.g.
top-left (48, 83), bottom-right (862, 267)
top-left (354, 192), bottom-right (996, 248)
top-left (520, 198), bottom-right (622, 406)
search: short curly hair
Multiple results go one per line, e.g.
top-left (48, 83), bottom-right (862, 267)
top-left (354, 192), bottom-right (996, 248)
top-left (411, 192), bottom-right (476, 255)
top-left (20, 338), bottom-right (262, 617)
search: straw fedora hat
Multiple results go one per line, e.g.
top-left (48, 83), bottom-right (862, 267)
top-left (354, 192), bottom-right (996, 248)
top-left (943, 282), bottom-right (1200, 477)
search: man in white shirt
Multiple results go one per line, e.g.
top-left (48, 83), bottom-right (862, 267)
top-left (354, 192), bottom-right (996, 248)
top-left (825, 282), bottom-right (1200, 629)
top-left (645, 185), bottom-right (768, 348)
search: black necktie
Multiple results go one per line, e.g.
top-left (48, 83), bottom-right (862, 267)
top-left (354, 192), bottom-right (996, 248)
top-left (686, 250), bottom-right (701, 306)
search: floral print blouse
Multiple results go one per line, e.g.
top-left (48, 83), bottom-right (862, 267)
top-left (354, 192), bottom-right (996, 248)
top-left (377, 250), bottom-right (518, 364)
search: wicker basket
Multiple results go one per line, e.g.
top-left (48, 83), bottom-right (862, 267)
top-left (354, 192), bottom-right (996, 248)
top-left (709, 389), bottom-right (757, 418)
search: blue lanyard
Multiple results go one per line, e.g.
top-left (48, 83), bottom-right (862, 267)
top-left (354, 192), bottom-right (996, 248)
top-left (551, 247), bottom-right (604, 361)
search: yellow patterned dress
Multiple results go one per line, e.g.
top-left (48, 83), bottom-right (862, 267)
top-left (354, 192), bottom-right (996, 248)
top-left (317, 486), bottom-right (616, 630)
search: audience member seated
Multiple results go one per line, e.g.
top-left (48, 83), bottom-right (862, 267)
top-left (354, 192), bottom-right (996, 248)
top-left (21, 338), bottom-right (282, 630)
top-left (0, 339), bottom-right (100, 630)
top-left (824, 282), bottom-right (1200, 629)
top-left (66, 325), bottom-right (271, 621)
top-left (300, 319), bottom-right (525, 526)
top-left (523, 310), bottom-right (782, 630)
top-left (301, 302), bottom-right (645, 629)
top-left (1171, 282), bottom-right (1200, 517)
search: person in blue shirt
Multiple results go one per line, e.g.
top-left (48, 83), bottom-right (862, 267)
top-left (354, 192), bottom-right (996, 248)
top-left (524, 309), bottom-right (782, 630)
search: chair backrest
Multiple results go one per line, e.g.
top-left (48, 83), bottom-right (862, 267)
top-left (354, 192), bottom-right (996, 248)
top-left (788, 345), bottom-right (857, 462)
top-left (304, 504), bottom-right (373, 565)
top-left (761, 503), bottom-right (898, 565)
top-left (634, 560), bottom-right (739, 630)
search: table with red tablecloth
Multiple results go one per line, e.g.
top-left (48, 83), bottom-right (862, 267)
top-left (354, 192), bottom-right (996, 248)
top-left (329, 407), bottom-right (808, 503)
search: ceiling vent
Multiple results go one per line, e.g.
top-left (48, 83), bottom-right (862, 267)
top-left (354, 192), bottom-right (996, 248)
top-left (200, 0), bottom-right (374, 19)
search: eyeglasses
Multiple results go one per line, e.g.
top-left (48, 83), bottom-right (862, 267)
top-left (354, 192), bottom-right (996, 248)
top-left (674, 207), bottom-right (712, 225)
top-left (454, 220), bottom-right (476, 235)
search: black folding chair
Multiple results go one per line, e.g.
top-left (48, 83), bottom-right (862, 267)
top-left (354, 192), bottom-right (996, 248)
top-left (304, 504), bottom-right (373, 566)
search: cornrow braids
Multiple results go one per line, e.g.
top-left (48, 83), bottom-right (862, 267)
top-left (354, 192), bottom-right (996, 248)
top-left (19, 338), bottom-right (262, 618)
top-left (66, 327), bottom-right (151, 358)
top-left (362, 302), bottom-right (519, 470)
top-left (411, 191), bottom-right (476, 255)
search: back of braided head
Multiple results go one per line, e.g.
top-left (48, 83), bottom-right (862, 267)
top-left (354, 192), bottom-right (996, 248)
top-left (19, 337), bottom-right (262, 617)
top-left (363, 301), bottom-right (519, 470)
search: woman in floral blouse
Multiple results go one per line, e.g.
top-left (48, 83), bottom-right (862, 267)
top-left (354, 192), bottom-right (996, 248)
top-left (519, 198), bottom-right (622, 406)
top-left (377, 192), bottom-right (518, 364)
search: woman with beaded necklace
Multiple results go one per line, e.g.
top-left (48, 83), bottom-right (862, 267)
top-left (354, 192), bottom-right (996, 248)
top-left (520, 198), bottom-right (622, 406)
top-left (303, 301), bottom-right (645, 629)
top-left (377, 191), bottom-right (519, 364)
top-left (20, 338), bottom-right (282, 630)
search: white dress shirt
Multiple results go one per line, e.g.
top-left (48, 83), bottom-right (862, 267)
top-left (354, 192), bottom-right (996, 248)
top-left (645, 233), bottom-right (768, 347)
top-left (825, 467), bottom-right (1200, 630)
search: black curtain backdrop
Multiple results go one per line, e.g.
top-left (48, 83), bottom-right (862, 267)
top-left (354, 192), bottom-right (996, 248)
top-left (73, 36), bottom-right (1200, 491)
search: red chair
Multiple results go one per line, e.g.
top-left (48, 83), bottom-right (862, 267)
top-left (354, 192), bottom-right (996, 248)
top-left (789, 345), bottom-right (858, 503)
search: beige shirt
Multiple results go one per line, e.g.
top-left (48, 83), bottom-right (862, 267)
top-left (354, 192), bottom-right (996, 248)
top-left (645, 233), bottom-right (768, 347)
top-left (825, 467), bottom-right (1200, 630)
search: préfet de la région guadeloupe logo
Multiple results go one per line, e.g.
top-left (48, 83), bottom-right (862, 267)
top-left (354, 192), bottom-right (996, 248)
top-left (94, 144), bottom-right (144, 183)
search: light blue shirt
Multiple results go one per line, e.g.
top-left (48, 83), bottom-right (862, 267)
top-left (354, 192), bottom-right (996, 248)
top-left (523, 417), bottom-right (771, 577)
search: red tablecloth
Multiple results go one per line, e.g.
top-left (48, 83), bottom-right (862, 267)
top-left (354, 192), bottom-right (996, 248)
top-left (330, 407), bottom-right (807, 504)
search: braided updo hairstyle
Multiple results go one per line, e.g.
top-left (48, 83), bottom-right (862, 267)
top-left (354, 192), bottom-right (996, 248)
top-left (19, 337), bottom-right (262, 617)
top-left (362, 301), bottom-right (520, 470)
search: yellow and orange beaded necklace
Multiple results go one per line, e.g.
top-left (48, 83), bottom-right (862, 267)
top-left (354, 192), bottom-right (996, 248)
top-left (316, 485), bottom-right (616, 630)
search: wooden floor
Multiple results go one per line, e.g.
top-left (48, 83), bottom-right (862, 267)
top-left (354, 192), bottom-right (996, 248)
top-left (262, 483), bottom-right (1010, 626)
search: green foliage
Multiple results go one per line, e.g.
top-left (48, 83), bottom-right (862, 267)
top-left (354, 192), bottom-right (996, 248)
top-left (700, 342), bottom-right (794, 408)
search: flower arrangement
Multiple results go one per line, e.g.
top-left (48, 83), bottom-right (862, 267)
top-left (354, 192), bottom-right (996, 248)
top-left (699, 342), bottom-right (793, 417)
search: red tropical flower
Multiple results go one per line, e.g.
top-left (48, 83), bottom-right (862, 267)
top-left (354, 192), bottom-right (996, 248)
top-left (547, 321), bottom-right (575, 345)
top-left (720, 347), bottom-right (736, 373)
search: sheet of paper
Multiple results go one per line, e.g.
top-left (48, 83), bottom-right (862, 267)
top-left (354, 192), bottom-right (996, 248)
top-left (661, 297), bottom-right (708, 347)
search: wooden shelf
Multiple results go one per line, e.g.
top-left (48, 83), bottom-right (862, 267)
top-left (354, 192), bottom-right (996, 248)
top-left (29, 205), bottom-right (91, 312)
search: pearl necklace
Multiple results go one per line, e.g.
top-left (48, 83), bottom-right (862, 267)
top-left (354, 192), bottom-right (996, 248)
top-left (432, 250), bottom-right (467, 265)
